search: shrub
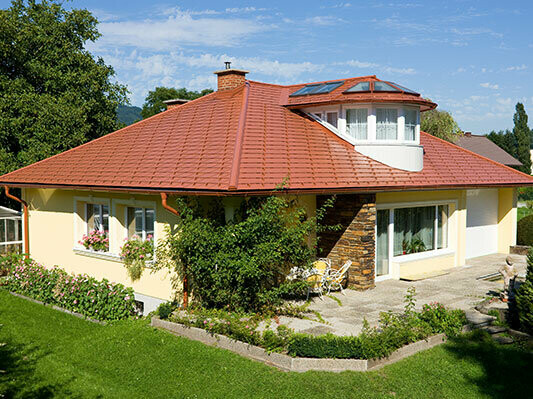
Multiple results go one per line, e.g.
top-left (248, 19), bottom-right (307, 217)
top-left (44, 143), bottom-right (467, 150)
top-left (156, 301), bottom-right (176, 319)
top-left (155, 193), bottom-right (336, 312)
top-left (516, 248), bottom-right (533, 334)
top-left (6, 258), bottom-right (135, 321)
top-left (79, 230), bottom-right (109, 252)
top-left (0, 253), bottom-right (25, 277)
top-left (418, 302), bottom-right (466, 336)
top-left (120, 235), bottom-right (154, 281)
top-left (517, 215), bottom-right (533, 246)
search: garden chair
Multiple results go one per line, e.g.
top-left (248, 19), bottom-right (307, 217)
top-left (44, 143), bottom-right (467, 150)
top-left (325, 260), bottom-right (352, 295)
top-left (305, 258), bottom-right (331, 300)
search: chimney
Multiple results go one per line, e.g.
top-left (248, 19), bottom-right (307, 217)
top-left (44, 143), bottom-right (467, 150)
top-left (163, 98), bottom-right (190, 110)
top-left (464, 131), bottom-right (472, 137)
top-left (213, 61), bottom-right (249, 91)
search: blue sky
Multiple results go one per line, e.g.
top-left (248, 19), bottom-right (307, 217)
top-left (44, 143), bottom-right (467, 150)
top-left (4, 1), bottom-right (533, 133)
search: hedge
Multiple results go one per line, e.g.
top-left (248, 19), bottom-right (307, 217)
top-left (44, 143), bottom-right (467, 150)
top-left (6, 257), bottom-right (136, 321)
top-left (517, 214), bottom-right (533, 246)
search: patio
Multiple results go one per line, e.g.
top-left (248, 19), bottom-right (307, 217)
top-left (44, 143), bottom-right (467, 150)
top-left (281, 253), bottom-right (526, 336)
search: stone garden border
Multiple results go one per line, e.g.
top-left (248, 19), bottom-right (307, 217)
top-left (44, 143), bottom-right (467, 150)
top-left (9, 291), bottom-right (105, 325)
top-left (151, 316), bottom-right (448, 373)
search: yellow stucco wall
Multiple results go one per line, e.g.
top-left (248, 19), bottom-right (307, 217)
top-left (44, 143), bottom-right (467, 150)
top-left (497, 188), bottom-right (517, 253)
top-left (23, 188), bottom-right (177, 301)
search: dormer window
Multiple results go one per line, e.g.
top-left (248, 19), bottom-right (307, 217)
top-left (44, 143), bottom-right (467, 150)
top-left (376, 108), bottom-right (398, 140)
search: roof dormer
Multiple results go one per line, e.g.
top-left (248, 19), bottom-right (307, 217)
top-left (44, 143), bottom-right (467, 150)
top-left (288, 76), bottom-right (436, 172)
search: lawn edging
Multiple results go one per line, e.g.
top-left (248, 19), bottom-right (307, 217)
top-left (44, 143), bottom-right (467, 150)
top-left (8, 291), bottom-right (105, 325)
top-left (151, 316), bottom-right (448, 372)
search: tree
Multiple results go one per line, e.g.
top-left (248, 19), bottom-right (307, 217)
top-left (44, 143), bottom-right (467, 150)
top-left (140, 87), bottom-right (213, 119)
top-left (0, 0), bottom-right (128, 177)
top-left (487, 129), bottom-right (517, 158)
top-left (513, 102), bottom-right (531, 174)
top-left (420, 109), bottom-right (462, 142)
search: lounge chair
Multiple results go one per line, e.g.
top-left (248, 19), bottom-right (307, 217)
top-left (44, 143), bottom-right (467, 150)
top-left (325, 260), bottom-right (352, 295)
top-left (306, 258), bottom-right (331, 299)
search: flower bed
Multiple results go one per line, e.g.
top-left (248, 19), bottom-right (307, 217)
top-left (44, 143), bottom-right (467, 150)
top-left (161, 288), bottom-right (466, 360)
top-left (5, 257), bottom-right (136, 321)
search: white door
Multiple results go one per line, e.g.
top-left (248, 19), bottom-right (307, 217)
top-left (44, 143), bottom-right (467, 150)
top-left (466, 189), bottom-right (498, 259)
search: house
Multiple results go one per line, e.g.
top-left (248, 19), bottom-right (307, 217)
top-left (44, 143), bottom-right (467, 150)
top-left (455, 132), bottom-right (522, 167)
top-left (1, 66), bottom-right (533, 313)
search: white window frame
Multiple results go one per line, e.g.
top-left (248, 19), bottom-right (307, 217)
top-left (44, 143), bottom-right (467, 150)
top-left (376, 200), bottom-right (456, 269)
top-left (125, 206), bottom-right (155, 241)
top-left (73, 196), bottom-right (111, 252)
top-left (85, 203), bottom-right (109, 234)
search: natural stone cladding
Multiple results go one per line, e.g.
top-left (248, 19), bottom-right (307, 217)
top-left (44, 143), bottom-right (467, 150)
top-left (317, 194), bottom-right (376, 290)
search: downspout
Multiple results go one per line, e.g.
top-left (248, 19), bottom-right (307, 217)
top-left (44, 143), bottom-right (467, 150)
top-left (4, 186), bottom-right (29, 258)
top-left (160, 193), bottom-right (188, 308)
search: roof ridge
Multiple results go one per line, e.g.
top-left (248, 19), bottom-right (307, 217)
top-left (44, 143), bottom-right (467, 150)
top-left (421, 131), bottom-right (533, 180)
top-left (228, 81), bottom-right (251, 190)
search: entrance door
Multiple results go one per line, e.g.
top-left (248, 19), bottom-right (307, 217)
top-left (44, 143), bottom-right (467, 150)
top-left (376, 209), bottom-right (390, 280)
top-left (466, 189), bottom-right (498, 259)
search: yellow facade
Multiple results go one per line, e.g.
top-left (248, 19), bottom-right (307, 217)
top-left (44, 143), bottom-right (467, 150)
top-left (21, 187), bottom-right (516, 300)
top-left (23, 188), bottom-right (177, 301)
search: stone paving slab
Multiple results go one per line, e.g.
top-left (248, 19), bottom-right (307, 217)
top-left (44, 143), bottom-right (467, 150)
top-left (292, 254), bottom-right (526, 336)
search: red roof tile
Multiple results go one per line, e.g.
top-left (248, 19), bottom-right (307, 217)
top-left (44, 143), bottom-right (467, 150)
top-left (1, 78), bottom-right (532, 194)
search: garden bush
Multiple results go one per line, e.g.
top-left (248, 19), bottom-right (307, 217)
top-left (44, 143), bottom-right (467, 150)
top-left (517, 214), bottom-right (533, 246)
top-left (156, 193), bottom-right (337, 312)
top-left (516, 248), bottom-right (533, 334)
top-left (6, 257), bottom-right (136, 321)
top-left (156, 301), bottom-right (177, 319)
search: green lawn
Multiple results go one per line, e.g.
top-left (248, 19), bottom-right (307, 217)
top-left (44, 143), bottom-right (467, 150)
top-left (1, 290), bottom-right (532, 399)
top-left (518, 206), bottom-right (533, 221)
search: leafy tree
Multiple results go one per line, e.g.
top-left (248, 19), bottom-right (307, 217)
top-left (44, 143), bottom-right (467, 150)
top-left (513, 102), bottom-right (531, 174)
top-left (140, 87), bottom-right (213, 119)
top-left (0, 0), bottom-right (128, 177)
top-left (420, 109), bottom-right (462, 142)
top-left (487, 129), bottom-right (517, 158)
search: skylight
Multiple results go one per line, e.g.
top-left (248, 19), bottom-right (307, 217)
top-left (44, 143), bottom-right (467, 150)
top-left (385, 82), bottom-right (419, 95)
top-left (290, 81), bottom-right (344, 97)
top-left (344, 81), bottom-right (370, 92)
top-left (373, 81), bottom-right (400, 92)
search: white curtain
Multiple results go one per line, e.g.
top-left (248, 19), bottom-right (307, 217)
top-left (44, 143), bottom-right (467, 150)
top-left (376, 209), bottom-right (389, 276)
top-left (404, 109), bottom-right (417, 141)
top-left (376, 108), bottom-right (398, 140)
top-left (393, 206), bottom-right (435, 256)
top-left (346, 108), bottom-right (368, 140)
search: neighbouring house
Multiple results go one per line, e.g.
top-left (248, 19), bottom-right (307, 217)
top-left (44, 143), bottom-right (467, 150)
top-left (455, 132), bottom-right (522, 167)
top-left (1, 66), bottom-right (533, 313)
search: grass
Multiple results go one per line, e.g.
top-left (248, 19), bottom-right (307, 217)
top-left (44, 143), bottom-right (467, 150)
top-left (1, 290), bottom-right (532, 399)
top-left (518, 206), bottom-right (533, 221)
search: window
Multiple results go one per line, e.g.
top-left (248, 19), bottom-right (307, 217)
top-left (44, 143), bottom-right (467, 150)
top-left (376, 108), bottom-right (398, 140)
top-left (404, 109), bottom-right (417, 141)
top-left (326, 111), bottom-right (338, 128)
top-left (373, 81), bottom-right (400, 92)
top-left (392, 205), bottom-right (449, 256)
top-left (86, 204), bottom-right (109, 234)
top-left (346, 108), bottom-right (368, 140)
top-left (345, 81), bottom-right (370, 92)
top-left (290, 81), bottom-right (344, 96)
top-left (126, 207), bottom-right (154, 240)
top-left (313, 112), bottom-right (323, 119)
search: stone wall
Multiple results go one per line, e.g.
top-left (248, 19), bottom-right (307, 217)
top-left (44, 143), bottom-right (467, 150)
top-left (317, 194), bottom-right (376, 290)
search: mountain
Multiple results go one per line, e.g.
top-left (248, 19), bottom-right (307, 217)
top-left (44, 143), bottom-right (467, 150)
top-left (117, 105), bottom-right (142, 126)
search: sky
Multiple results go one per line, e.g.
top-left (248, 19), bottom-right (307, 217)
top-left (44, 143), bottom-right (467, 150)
top-left (3, 0), bottom-right (533, 133)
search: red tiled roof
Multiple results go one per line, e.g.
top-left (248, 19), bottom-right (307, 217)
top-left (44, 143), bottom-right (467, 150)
top-left (1, 79), bottom-right (532, 194)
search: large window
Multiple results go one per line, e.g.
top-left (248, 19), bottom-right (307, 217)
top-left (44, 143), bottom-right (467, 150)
top-left (86, 204), bottom-right (109, 234)
top-left (346, 108), bottom-right (368, 140)
top-left (404, 109), bottom-right (417, 141)
top-left (392, 205), bottom-right (449, 257)
top-left (126, 207), bottom-right (154, 240)
top-left (376, 108), bottom-right (398, 140)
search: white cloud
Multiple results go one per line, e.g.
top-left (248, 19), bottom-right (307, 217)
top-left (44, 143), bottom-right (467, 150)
top-left (225, 7), bottom-right (267, 13)
top-left (304, 16), bottom-right (345, 26)
top-left (97, 9), bottom-right (268, 50)
top-left (480, 82), bottom-right (499, 90)
top-left (505, 64), bottom-right (527, 71)
top-left (450, 27), bottom-right (503, 38)
top-left (382, 66), bottom-right (416, 75)
top-left (342, 60), bottom-right (379, 68)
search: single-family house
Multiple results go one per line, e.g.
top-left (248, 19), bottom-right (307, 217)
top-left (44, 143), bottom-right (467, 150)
top-left (455, 132), bottom-right (522, 167)
top-left (2, 66), bottom-right (532, 313)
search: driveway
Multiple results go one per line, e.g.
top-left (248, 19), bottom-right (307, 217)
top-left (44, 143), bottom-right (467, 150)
top-left (281, 253), bottom-right (526, 336)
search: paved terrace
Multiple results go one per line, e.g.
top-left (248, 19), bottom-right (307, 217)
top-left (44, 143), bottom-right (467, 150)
top-left (278, 254), bottom-right (526, 336)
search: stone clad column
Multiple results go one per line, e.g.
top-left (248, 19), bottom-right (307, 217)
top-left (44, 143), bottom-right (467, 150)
top-left (316, 194), bottom-right (376, 290)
